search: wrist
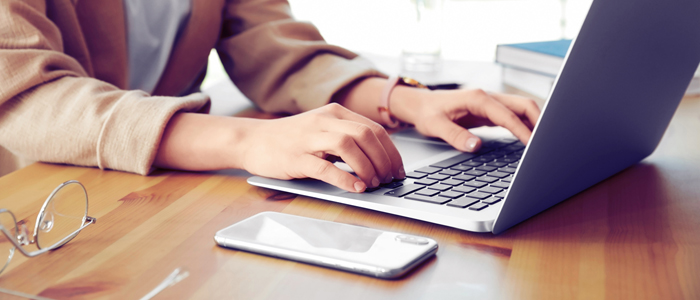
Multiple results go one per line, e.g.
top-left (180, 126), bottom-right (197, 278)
top-left (154, 113), bottom-right (255, 171)
top-left (388, 84), bottom-right (431, 126)
top-left (226, 117), bottom-right (263, 170)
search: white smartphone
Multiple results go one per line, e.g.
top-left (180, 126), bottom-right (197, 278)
top-left (214, 212), bottom-right (438, 279)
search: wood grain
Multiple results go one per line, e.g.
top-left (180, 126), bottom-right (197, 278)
top-left (0, 95), bottom-right (698, 300)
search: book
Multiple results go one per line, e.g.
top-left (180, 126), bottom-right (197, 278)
top-left (495, 39), bottom-right (571, 76)
top-left (502, 65), bottom-right (700, 99)
top-left (497, 40), bottom-right (700, 98)
top-left (501, 66), bottom-right (556, 99)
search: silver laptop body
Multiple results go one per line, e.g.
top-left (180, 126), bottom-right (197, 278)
top-left (248, 0), bottom-right (700, 234)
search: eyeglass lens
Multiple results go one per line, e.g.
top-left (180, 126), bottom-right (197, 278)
top-left (35, 182), bottom-right (88, 250)
top-left (0, 211), bottom-right (17, 274)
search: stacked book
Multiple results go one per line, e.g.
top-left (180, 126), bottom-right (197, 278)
top-left (496, 39), bottom-right (700, 99)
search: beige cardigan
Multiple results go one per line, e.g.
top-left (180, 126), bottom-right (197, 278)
top-left (0, 0), bottom-right (381, 176)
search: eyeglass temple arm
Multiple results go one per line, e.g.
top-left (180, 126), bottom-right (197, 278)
top-left (1, 216), bottom-right (96, 258)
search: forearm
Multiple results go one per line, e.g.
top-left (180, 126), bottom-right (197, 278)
top-left (154, 113), bottom-right (257, 171)
top-left (334, 77), bottom-right (428, 126)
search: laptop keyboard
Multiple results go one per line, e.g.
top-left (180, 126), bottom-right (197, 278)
top-left (367, 138), bottom-right (524, 212)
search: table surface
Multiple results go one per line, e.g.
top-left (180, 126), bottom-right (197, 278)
top-left (1, 61), bottom-right (699, 299)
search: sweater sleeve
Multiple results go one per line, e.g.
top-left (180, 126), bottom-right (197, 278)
top-left (216, 0), bottom-right (386, 114)
top-left (0, 0), bottom-right (209, 175)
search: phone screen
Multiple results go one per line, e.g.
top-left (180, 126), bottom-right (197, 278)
top-left (214, 212), bottom-right (438, 278)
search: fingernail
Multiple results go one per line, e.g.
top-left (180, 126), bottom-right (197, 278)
top-left (354, 181), bottom-right (366, 192)
top-left (398, 168), bottom-right (406, 179)
top-left (371, 177), bottom-right (380, 188)
top-left (466, 137), bottom-right (479, 152)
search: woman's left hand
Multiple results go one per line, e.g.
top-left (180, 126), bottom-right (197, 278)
top-left (389, 87), bottom-right (541, 152)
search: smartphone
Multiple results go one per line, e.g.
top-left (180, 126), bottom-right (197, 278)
top-left (214, 212), bottom-right (438, 279)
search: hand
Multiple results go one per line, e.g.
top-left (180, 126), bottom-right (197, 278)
top-left (390, 87), bottom-right (541, 152)
top-left (240, 103), bottom-right (405, 193)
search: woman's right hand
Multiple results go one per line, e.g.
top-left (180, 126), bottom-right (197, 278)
top-left (238, 103), bottom-right (405, 193)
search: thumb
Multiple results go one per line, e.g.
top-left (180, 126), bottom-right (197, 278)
top-left (431, 118), bottom-right (482, 152)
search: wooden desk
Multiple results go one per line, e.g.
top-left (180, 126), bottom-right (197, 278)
top-left (1, 95), bottom-right (699, 299)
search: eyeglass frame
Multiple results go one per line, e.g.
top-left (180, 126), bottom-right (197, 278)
top-left (0, 180), bottom-right (96, 273)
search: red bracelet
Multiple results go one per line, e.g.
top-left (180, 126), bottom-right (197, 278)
top-left (379, 76), bottom-right (402, 128)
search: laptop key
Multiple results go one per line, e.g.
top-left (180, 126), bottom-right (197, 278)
top-left (405, 194), bottom-right (451, 204)
top-left (384, 184), bottom-right (424, 197)
top-left (498, 167), bottom-right (517, 174)
top-left (452, 174), bottom-right (475, 181)
top-left (450, 165), bottom-right (472, 171)
top-left (475, 175), bottom-right (498, 183)
top-left (463, 180), bottom-right (487, 188)
top-left (506, 153), bottom-right (522, 160)
top-left (451, 186), bottom-right (475, 193)
top-left (461, 161), bottom-right (482, 167)
top-left (427, 174), bottom-right (450, 181)
top-left (438, 169), bottom-right (461, 176)
top-left (429, 153), bottom-right (476, 168)
top-left (415, 166), bottom-right (442, 174)
top-left (364, 186), bottom-right (381, 193)
top-left (441, 179), bottom-right (463, 186)
top-left (427, 184), bottom-right (452, 191)
top-left (479, 186), bottom-right (503, 194)
top-left (496, 157), bottom-right (519, 163)
top-left (464, 191), bottom-right (492, 199)
top-left (473, 157), bottom-right (494, 163)
top-left (494, 190), bottom-right (508, 198)
top-left (504, 144), bottom-right (524, 151)
top-left (476, 165), bottom-right (498, 172)
top-left (383, 181), bottom-right (404, 189)
top-left (491, 181), bottom-right (510, 189)
top-left (464, 169), bottom-right (486, 176)
top-left (439, 191), bottom-right (464, 198)
top-left (486, 161), bottom-right (508, 167)
top-left (486, 171), bottom-right (510, 178)
top-left (446, 197), bottom-right (480, 208)
top-left (414, 178), bottom-right (438, 185)
top-left (406, 172), bottom-right (427, 179)
top-left (468, 202), bottom-right (489, 211)
top-left (416, 189), bottom-right (440, 196)
top-left (482, 197), bottom-right (502, 205)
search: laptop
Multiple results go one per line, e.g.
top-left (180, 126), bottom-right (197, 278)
top-left (248, 0), bottom-right (700, 234)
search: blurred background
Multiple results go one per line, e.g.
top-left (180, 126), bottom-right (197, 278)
top-left (201, 0), bottom-right (596, 113)
top-left (288, 0), bottom-right (592, 62)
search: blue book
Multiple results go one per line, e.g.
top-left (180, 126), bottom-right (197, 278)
top-left (496, 39), bottom-right (572, 76)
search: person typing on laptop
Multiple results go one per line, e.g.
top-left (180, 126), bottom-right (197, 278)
top-left (0, 0), bottom-right (540, 193)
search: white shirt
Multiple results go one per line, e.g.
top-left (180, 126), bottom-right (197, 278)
top-left (124, 0), bottom-right (191, 94)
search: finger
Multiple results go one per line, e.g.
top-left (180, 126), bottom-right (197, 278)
top-left (489, 93), bottom-right (541, 130)
top-left (323, 119), bottom-right (395, 183)
top-left (309, 132), bottom-right (380, 188)
top-left (299, 155), bottom-right (367, 193)
top-left (323, 104), bottom-right (405, 180)
top-left (428, 117), bottom-right (483, 152)
top-left (479, 98), bottom-right (533, 144)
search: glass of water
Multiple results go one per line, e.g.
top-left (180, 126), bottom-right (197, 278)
top-left (400, 0), bottom-right (444, 73)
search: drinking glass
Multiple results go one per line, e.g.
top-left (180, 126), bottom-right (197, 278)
top-left (400, 0), bottom-right (444, 73)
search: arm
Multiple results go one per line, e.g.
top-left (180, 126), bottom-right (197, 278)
top-left (0, 0), bottom-right (209, 175)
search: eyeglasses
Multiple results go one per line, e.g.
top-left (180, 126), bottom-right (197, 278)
top-left (0, 180), bottom-right (96, 274)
